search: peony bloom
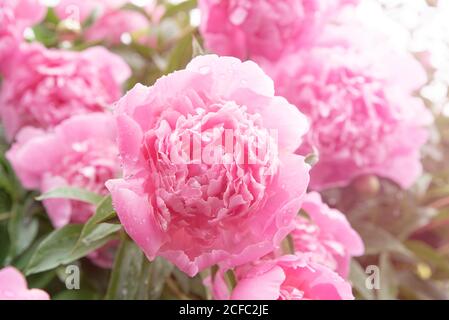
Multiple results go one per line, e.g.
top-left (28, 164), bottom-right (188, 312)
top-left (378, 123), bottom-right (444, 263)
top-left (266, 31), bottom-right (432, 190)
top-left (0, 43), bottom-right (130, 140)
top-left (198, 0), bottom-right (357, 61)
top-left (106, 54), bottom-right (310, 276)
top-left (55, 0), bottom-right (164, 45)
top-left (292, 192), bottom-right (364, 277)
top-left (84, 9), bottom-right (150, 45)
top-left (7, 113), bottom-right (120, 267)
top-left (0, 267), bottom-right (50, 300)
top-left (209, 255), bottom-right (354, 300)
top-left (0, 0), bottom-right (46, 74)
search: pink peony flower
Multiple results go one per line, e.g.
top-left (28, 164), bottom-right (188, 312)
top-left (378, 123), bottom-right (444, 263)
top-left (198, 0), bottom-right (357, 61)
top-left (0, 0), bottom-right (46, 74)
top-left (266, 31), bottom-right (432, 190)
top-left (0, 43), bottom-right (130, 140)
top-left (209, 255), bottom-right (354, 300)
top-left (6, 113), bottom-right (120, 267)
top-left (106, 54), bottom-right (310, 276)
top-left (0, 267), bottom-right (50, 300)
top-left (55, 0), bottom-right (164, 45)
top-left (84, 9), bottom-right (150, 44)
top-left (292, 192), bottom-right (364, 277)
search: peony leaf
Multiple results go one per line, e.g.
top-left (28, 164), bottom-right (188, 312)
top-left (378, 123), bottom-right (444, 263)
top-left (397, 271), bottom-right (449, 300)
top-left (7, 199), bottom-right (39, 261)
top-left (192, 35), bottom-right (205, 58)
top-left (105, 237), bottom-right (173, 300)
top-left (354, 223), bottom-right (414, 258)
top-left (25, 224), bottom-right (82, 275)
top-left (378, 253), bottom-right (399, 300)
top-left (36, 187), bottom-right (103, 205)
top-left (163, 0), bottom-right (197, 19)
top-left (0, 152), bottom-right (23, 202)
top-left (165, 33), bottom-right (193, 74)
top-left (67, 223), bottom-right (121, 262)
top-left (349, 260), bottom-right (375, 300)
top-left (53, 288), bottom-right (99, 300)
top-left (25, 223), bottom-right (121, 275)
top-left (0, 223), bottom-right (10, 266)
top-left (172, 268), bottom-right (208, 299)
top-left (120, 3), bottom-right (153, 21)
top-left (405, 240), bottom-right (449, 278)
top-left (78, 195), bottom-right (116, 242)
top-left (78, 223), bottom-right (121, 246)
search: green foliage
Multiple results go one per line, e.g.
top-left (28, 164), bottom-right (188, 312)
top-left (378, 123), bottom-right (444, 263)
top-left (105, 237), bottom-right (173, 300)
top-left (36, 187), bottom-right (103, 205)
top-left (25, 223), bottom-right (121, 275)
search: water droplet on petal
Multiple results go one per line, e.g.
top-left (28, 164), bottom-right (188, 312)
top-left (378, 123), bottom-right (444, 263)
top-left (230, 7), bottom-right (248, 25)
top-left (199, 66), bottom-right (211, 74)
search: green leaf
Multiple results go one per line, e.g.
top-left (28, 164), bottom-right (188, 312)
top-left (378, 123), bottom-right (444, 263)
top-left (397, 271), bottom-right (449, 299)
top-left (32, 24), bottom-right (57, 47)
top-left (44, 7), bottom-right (60, 25)
top-left (12, 236), bottom-right (45, 271)
top-left (27, 270), bottom-right (56, 289)
top-left (165, 33), bottom-right (193, 74)
top-left (36, 187), bottom-right (103, 205)
top-left (0, 153), bottom-right (23, 202)
top-left (25, 224), bottom-right (82, 275)
top-left (60, 222), bottom-right (120, 265)
top-left (0, 223), bottom-right (10, 267)
top-left (79, 196), bottom-right (116, 242)
top-left (130, 41), bottom-right (156, 60)
top-left (378, 253), bottom-right (398, 300)
top-left (172, 268), bottom-right (208, 299)
top-left (0, 189), bottom-right (11, 213)
top-left (405, 240), bottom-right (449, 277)
top-left (25, 223), bottom-right (121, 275)
top-left (105, 237), bottom-right (173, 300)
top-left (77, 223), bottom-right (121, 247)
top-left (121, 3), bottom-right (153, 21)
top-left (105, 237), bottom-right (145, 299)
top-left (349, 260), bottom-right (375, 300)
top-left (7, 200), bottom-right (39, 261)
top-left (136, 256), bottom-right (174, 300)
top-left (192, 35), bottom-right (205, 58)
top-left (355, 223), bottom-right (414, 258)
top-left (163, 0), bottom-right (197, 19)
top-left (224, 269), bottom-right (237, 292)
top-left (53, 289), bottom-right (99, 300)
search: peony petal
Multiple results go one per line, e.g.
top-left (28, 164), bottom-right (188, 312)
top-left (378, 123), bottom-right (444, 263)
top-left (106, 178), bottom-right (167, 258)
top-left (231, 266), bottom-right (285, 300)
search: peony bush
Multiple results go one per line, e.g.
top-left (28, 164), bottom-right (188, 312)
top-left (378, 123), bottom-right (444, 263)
top-left (0, 0), bottom-right (447, 301)
top-left (264, 30), bottom-right (432, 190)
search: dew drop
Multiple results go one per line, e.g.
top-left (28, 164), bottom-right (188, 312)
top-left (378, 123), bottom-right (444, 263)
top-left (230, 7), bottom-right (248, 25)
top-left (199, 65), bottom-right (211, 75)
top-left (120, 33), bottom-right (132, 45)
